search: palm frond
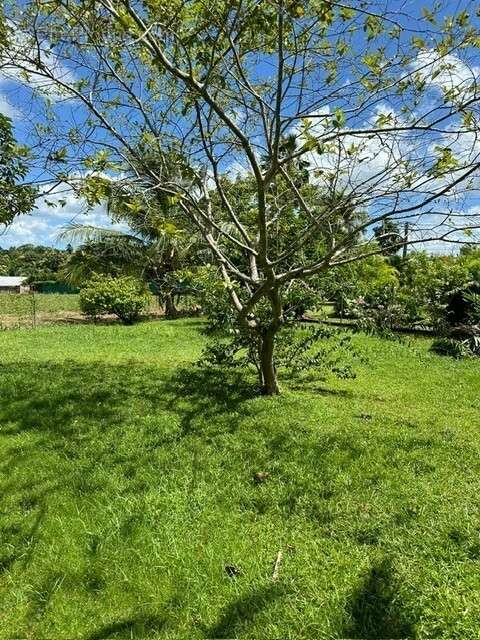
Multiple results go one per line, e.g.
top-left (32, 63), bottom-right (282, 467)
top-left (57, 223), bottom-right (145, 246)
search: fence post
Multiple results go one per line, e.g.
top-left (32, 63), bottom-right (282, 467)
top-left (31, 290), bottom-right (37, 328)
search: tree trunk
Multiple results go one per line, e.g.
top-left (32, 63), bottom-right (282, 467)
top-left (259, 330), bottom-right (280, 396)
top-left (164, 292), bottom-right (178, 318)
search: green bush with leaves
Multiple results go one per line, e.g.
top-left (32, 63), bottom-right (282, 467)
top-left (332, 251), bottom-right (480, 333)
top-left (183, 265), bottom-right (238, 333)
top-left (326, 255), bottom-right (399, 317)
top-left (283, 280), bottom-right (322, 319)
top-left (181, 265), bottom-right (358, 390)
top-left (349, 287), bottom-right (408, 338)
top-left (201, 323), bottom-right (362, 387)
top-left (398, 252), bottom-right (473, 329)
top-left (431, 336), bottom-right (480, 359)
top-left (80, 274), bottom-right (150, 325)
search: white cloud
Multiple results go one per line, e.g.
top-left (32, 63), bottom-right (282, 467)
top-left (412, 50), bottom-right (480, 100)
top-left (410, 205), bottom-right (480, 248)
top-left (292, 106), bottom-right (415, 199)
top-left (0, 25), bottom-right (77, 100)
top-left (225, 159), bottom-right (251, 178)
top-left (0, 90), bottom-right (22, 120)
top-left (0, 182), bottom-right (127, 248)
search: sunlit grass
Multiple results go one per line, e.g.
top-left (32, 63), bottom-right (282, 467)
top-left (0, 292), bottom-right (80, 315)
top-left (0, 320), bottom-right (479, 639)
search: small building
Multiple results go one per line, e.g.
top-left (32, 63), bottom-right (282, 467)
top-left (0, 276), bottom-right (30, 294)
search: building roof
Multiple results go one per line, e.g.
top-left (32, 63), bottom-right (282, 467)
top-left (0, 276), bottom-right (28, 287)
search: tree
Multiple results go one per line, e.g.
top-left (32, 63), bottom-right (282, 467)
top-left (61, 167), bottom-right (203, 316)
top-left (0, 244), bottom-right (70, 281)
top-left (373, 220), bottom-right (404, 257)
top-left (0, 115), bottom-right (36, 225)
top-left (3, 1), bottom-right (480, 394)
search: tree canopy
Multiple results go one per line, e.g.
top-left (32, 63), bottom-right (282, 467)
top-left (0, 115), bottom-right (36, 225)
top-left (0, 244), bottom-right (71, 281)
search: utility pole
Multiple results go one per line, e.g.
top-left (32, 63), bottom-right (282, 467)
top-left (402, 222), bottom-right (410, 260)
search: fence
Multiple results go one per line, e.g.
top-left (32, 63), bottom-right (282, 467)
top-left (0, 291), bottom-right (82, 329)
top-left (0, 291), bottom-right (164, 329)
top-left (33, 281), bottom-right (80, 294)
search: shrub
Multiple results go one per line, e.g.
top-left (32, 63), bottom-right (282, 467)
top-left (80, 274), bottom-right (149, 324)
top-left (201, 323), bottom-right (362, 382)
top-left (349, 287), bottom-right (408, 337)
top-left (328, 255), bottom-right (399, 317)
top-left (398, 252), bottom-right (472, 330)
top-left (445, 284), bottom-right (480, 326)
top-left (185, 265), bottom-right (238, 333)
top-left (431, 337), bottom-right (475, 359)
top-left (283, 280), bottom-right (322, 319)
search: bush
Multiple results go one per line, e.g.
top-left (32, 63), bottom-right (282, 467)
top-left (445, 284), bottom-right (480, 326)
top-left (327, 255), bottom-right (399, 317)
top-left (349, 286), bottom-right (407, 337)
top-left (283, 280), bottom-right (322, 319)
top-left (431, 337), bottom-right (476, 359)
top-left (201, 323), bottom-right (362, 382)
top-left (80, 274), bottom-right (149, 324)
top-left (398, 253), bottom-right (472, 330)
top-left (185, 265), bottom-right (238, 333)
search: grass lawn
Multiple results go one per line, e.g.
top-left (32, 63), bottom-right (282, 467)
top-left (0, 293), bottom-right (81, 316)
top-left (0, 320), bottom-right (480, 639)
top-left (0, 293), bottom-right (162, 328)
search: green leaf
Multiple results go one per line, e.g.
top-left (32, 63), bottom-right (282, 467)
top-left (332, 107), bottom-right (346, 128)
top-left (462, 111), bottom-right (474, 128)
top-left (422, 7), bottom-right (436, 24)
top-left (456, 11), bottom-right (469, 27)
top-left (364, 15), bottom-right (383, 40)
top-left (431, 146), bottom-right (459, 176)
top-left (411, 36), bottom-right (425, 50)
top-left (48, 147), bottom-right (68, 163)
top-left (339, 6), bottom-right (355, 21)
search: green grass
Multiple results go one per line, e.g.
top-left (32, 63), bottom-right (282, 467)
top-left (0, 293), bottom-right (161, 327)
top-left (0, 293), bottom-right (80, 316)
top-left (1, 320), bottom-right (480, 639)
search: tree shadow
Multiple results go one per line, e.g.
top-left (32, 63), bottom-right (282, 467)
top-left (287, 379), bottom-right (355, 398)
top-left (203, 584), bottom-right (286, 639)
top-left (83, 614), bottom-right (167, 640)
top-left (0, 359), bottom-right (261, 580)
top-left (341, 558), bottom-right (415, 639)
top-left (0, 361), bottom-right (257, 441)
top-left (162, 365), bottom-right (259, 439)
top-left (0, 503), bottom-right (45, 574)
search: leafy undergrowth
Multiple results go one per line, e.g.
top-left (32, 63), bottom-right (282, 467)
top-left (0, 320), bottom-right (480, 639)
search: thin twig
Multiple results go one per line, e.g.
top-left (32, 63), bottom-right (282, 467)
top-left (272, 550), bottom-right (283, 582)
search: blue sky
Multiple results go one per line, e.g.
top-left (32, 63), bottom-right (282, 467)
top-left (1, 0), bottom-right (479, 251)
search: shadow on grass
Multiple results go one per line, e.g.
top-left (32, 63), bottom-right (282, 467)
top-left (341, 558), bottom-right (415, 639)
top-left (204, 585), bottom-right (286, 639)
top-left (84, 614), bottom-right (167, 640)
top-left (0, 357), bottom-right (423, 637)
top-left (0, 359), bottom-right (369, 551)
top-left (0, 361), bottom-right (257, 439)
top-left (0, 501), bottom-right (47, 575)
top-left (0, 360), bottom-right (260, 575)
top-left (163, 365), bottom-right (259, 438)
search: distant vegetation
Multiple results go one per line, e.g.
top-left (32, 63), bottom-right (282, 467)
top-left (0, 244), bottom-right (72, 283)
